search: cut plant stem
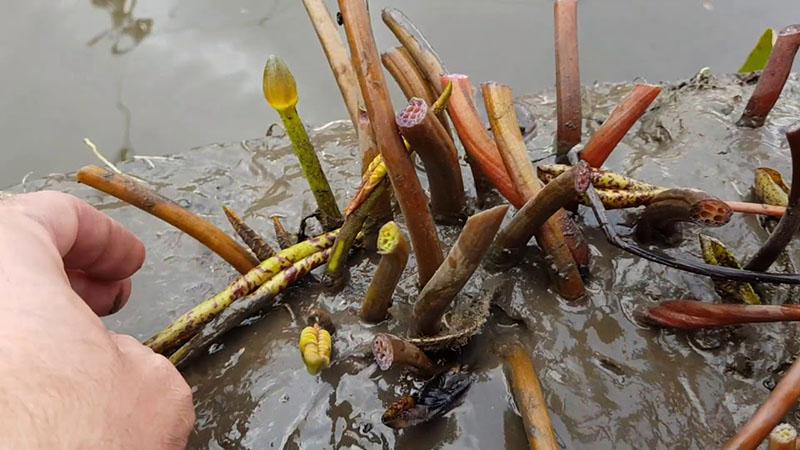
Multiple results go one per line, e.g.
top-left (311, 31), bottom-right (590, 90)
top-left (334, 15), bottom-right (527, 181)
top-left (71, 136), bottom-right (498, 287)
top-left (263, 55), bottom-right (343, 230)
top-left (494, 162), bottom-right (591, 253)
top-left (145, 230), bottom-right (338, 356)
top-left (223, 206), bottom-right (275, 261)
top-left (746, 126), bottom-right (800, 271)
top-left (76, 165), bottom-right (258, 274)
top-left (413, 205), bottom-right (509, 336)
top-left (769, 423), bottom-right (797, 450)
top-left (381, 8), bottom-right (447, 95)
top-left (361, 221), bottom-right (410, 323)
top-left (397, 97), bottom-right (465, 220)
top-left (580, 84), bottom-right (661, 168)
top-left (339, 0), bottom-right (443, 286)
top-left (171, 248), bottom-right (331, 367)
top-left (635, 188), bottom-right (733, 244)
top-left (643, 300), bottom-right (800, 329)
top-left (554, 0), bottom-right (581, 157)
top-left (722, 356), bottom-right (800, 450)
top-left (738, 24), bottom-right (800, 128)
top-left (502, 343), bottom-right (559, 450)
top-left (271, 215), bottom-right (295, 249)
top-left (301, 0), bottom-right (360, 128)
top-left (373, 333), bottom-right (435, 376)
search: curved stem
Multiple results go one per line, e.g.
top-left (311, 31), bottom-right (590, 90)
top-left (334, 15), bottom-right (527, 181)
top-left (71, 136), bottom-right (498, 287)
top-left (373, 333), bottom-right (435, 376)
top-left (554, 0), bottom-right (581, 156)
top-left (76, 165), bottom-right (258, 274)
top-left (381, 8), bottom-right (447, 95)
top-left (644, 300), bottom-right (800, 329)
top-left (382, 47), bottom-right (436, 107)
top-left (223, 206), bottom-right (275, 261)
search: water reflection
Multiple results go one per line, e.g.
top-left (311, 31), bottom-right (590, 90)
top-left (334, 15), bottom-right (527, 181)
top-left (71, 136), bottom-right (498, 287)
top-left (87, 0), bottom-right (153, 55)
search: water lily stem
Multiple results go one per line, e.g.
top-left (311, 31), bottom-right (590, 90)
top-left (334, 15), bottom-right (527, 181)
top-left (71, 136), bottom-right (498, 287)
top-left (644, 300), bottom-right (800, 329)
top-left (361, 221), bottom-right (409, 323)
top-left (554, 0), bottom-right (581, 156)
top-left (372, 333), bottom-right (435, 376)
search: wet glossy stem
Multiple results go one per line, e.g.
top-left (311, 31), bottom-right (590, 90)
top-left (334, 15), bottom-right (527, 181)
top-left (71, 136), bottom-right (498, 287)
top-left (768, 424), bottom-right (797, 450)
top-left (722, 356), bottom-right (800, 450)
top-left (494, 162), bottom-right (590, 252)
top-left (746, 126), bottom-right (800, 271)
top-left (580, 84), bottom-right (661, 168)
top-left (327, 179), bottom-right (390, 280)
top-left (554, 0), bottom-right (581, 156)
top-left (361, 222), bottom-right (410, 323)
top-left (223, 206), bottom-right (275, 261)
top-left (271, 215), bottom-right (295, 250)
top-left (277, 106), bottom-right (343, 230)
top-left (738, 25), bottom-right (800, 128)
top-left (340, 0), bottom-right (443, 286)
top-left (397, 98), bottom-right (465, 220)
top-left (144, 230), bottom-right (338, 355)
top-left (381, 8), bottom-right (447, 95)
top-left (171, 248), bottom-right (331, 367)
top-left (76, 165), bottom-right (258, 274)
top-left (372, 333), bottom-right (435, 376)
top-left (644, 300), bottom-right (800, 329)
top-left (502, 343), bottom-right (559, 450)
top-left (413, 205), bottom-right (509, 336)
top-left (302, 0), bottom-right (360, 128)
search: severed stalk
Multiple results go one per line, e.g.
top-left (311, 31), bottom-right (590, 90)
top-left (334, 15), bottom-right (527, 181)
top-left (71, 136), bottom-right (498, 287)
top-left (745, 125), bottom-right (800, 272)
top-left (554, 0), bottom-right (582, 157)
top-left (502, 343), bottom-right (559, 450)
top-left (413, 205), bottom-right (509, 336)
top-left (271, 215), bottom-right (295, 249)
top-left (171, 248), bottom-right (331, 367)
top-left (722, 356), bottom-right (800, 450)
top-left (493, 162), bottom-right (591, 254)
top-left (301, 0), bottom-right (360, 128)
top-left (145, 230), bottom-right (338, 356)
top-left (635, 189), bottom-right (732, 244)
top-left (397, 97), bottom-right (466, 220)
top-left (580, 84), bottom-right (661, 168)
top-left (76, 165), bottom-right (259, 274)
top-left (223, 206), bottom-right (275, 261)
top-left (643, 300), bottom-right (800, 329)
top-left (769, 423), bottom-right (797, 450)
top-left (373, 333), bottom-right (435, 377)
top-left (361, 221), bottom-right (409, 323)
top-left (339, 0), bottom-right (443, 286)
top-left (263, 55), bottom-right (343, 230)
top-left (738, 25), bottom-right (800, 128)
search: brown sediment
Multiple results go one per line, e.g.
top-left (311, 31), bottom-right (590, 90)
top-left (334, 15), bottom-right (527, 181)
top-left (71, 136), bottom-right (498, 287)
top-left (502, 343), bottom-right (559, 450)
top-left (396, 97), bottom-right (466, 220)
top-left (340, 0), bottom-right (443, 286)
top-left (170, 248), bottom-right (332, 367)
top-left (554, 0), bottom-right (581, 156)
top-left (76, 165), bottom-right (258, 274)
top-left (738, 24), bottom-right (800, 128)
top-left (382, 47), bottom-right (436, 107)
top-left (769, 424), bottom-right (797, 450)
top-left (361, 221), bottom-right (410, 323)
top-left (635, 188), bottom-right (732, 244)
top-left (301, 0), bottom-right (360, 128)
top-left (372, 333), bottom-right (435, 376)
top-left (699, 235), bottom-right (760, 305)
top-left (580, 84), bottom-right (661, 168)
top-left (271, 215), bottom-right (295, 249)
top-left (722, 356), bottom-right (800, 450)
top-left (493, 162), bottom-right (591, 253)
top-left (745, 126), bottom-right (800, 272)
top-left (223, 206), bottom-right (275, 261)
top-left (413, 205), bottom-right (509, 336)
top-left (643, 300), bottom-right (800, 329)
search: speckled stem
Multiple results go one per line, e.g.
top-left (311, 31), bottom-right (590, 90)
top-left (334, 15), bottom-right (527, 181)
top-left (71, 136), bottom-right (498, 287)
top-left (554, 0), bottom-right (581, 156)
top-left (372, 333), bottom-right (435, 376)
top-left (738, 24), bottom-right (800, 128)
top-left (361, 222), bottom-right (410, 323)
top-left (538, 164), bottom-right (660, 192)
top-left (635, 189), bottom-right (732, 243)
top-left (271, 215), bottom-right (295, 249)
top-left (170, 248), bottom-right (332, 367)
top-left (223, 206), bottom-right (275, 261)
top-left (76, 165), bottom-right (259, 274)
top-left (145, 230), bottom-right (338, 355)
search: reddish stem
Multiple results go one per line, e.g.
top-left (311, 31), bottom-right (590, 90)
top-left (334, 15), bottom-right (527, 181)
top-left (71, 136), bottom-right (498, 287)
top-left (644, 300), bottom-right (800, 329)
top-left (554, 0), bottom-right (581, 156)
top-left (726, 201), bottom-right (786, 218)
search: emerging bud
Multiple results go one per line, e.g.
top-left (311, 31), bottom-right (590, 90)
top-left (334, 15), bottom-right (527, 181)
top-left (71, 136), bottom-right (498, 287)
top-left (263, 55), bottom-right (298, 111)
top-left (299, 324), bottom-right (331, 375)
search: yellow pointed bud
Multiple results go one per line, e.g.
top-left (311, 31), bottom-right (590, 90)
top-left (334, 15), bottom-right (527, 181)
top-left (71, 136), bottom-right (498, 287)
top-left (299, 324), bottom-right (332, 375)
top-left (263, 55), bottom-right (298, 111)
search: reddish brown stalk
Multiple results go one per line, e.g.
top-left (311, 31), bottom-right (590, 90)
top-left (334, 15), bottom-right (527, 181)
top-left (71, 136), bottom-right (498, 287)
top-left (738, 25), bottom-right (800, 128)
top-left (339, 0), bottom-right (443, 286)
top-left (413, 205), bottom-right (509, 336)
top-left (381, 8), bottom-right (446, 95)
top-left (554, 0), bottom-right (581, 156)
top-left (769, 424), bottom-right (797, 450)
top-left (223, 206), bottom-right (276, 261)
top-left (397, 98), bottom-right (466, 220)
top-left (271, 215), bottom-right (295, 249)
top-left (723, 356), bottom-right (800, 450)
top-left (373, 333), bottom-right (436, 376)
top-left (644, 300), bottom-right (800, 329)
top-left (580, 84), bottom-right (661, 168)
top-left (76, 165), bottom-right (258, 274)
top-left (382, 47), bottom-right (436, 107)
top-left (727, 201), bottom-right (786, 218)
top-left (361, 221), bottom-right (409, 323)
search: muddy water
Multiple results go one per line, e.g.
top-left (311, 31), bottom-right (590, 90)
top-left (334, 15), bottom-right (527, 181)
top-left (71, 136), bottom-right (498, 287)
top-left (8, 73), bottom-right (800, 449)
top-left (4, 0), bottom-right (800, 188)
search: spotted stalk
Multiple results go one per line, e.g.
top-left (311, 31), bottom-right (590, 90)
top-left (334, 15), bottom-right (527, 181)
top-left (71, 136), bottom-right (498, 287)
top-left (223, 206), bottom-right (275, 261)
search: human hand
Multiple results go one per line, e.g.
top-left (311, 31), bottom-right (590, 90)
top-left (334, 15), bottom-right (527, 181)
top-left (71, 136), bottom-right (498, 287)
top-left (0, 191), bottom-right (194, 449)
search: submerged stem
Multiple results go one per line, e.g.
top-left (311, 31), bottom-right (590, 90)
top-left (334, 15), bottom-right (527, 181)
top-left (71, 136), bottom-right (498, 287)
top-left (361, 221), bottom-right (410, 323)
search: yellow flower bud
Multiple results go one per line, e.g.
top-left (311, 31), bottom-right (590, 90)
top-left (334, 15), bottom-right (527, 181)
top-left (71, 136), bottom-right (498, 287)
top-left (299, 324), bottom-right (331, 375)
top-left (263, 55), bottom-right (298, 111)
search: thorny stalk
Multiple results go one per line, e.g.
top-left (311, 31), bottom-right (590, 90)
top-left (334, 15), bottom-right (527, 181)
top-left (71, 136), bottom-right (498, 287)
top-left (361, 221), bottom-right (410, 323)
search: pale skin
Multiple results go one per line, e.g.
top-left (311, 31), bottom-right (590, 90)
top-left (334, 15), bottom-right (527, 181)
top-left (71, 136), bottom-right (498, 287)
top-left (0, 191), bottom-right (194, 449)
